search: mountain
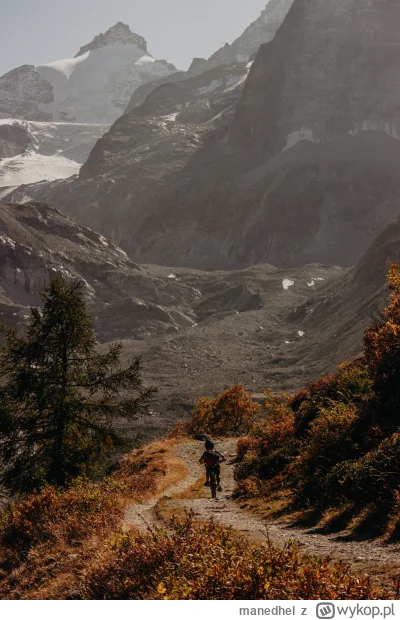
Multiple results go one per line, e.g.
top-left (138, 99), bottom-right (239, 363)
top-left (0, 119), bottom-right (108, 193)
top-left (0, 201), bottom-right (201, 342)
top-left (5, 59), bottom-right (253, 238)
top-left (0, 22), bottom-right (177, 124)
top-left (0, 200), bottom-right (344, 438)
top-left (9, 0), bottom-right (400, 272)
top-left (187, 0), bottom-right (295, 76)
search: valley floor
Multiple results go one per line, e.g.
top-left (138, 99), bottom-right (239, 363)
top-left (125, 439), bottom-right (400, 590)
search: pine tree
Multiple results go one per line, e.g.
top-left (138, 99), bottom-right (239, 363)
top-left (0, 276), bottom-right (156, 494)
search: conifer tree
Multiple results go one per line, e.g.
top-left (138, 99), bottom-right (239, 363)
top-left (0, 276), bottom-right (156, 494)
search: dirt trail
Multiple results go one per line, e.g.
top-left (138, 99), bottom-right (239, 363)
top-left (124, 439), bottom-right (400, 587)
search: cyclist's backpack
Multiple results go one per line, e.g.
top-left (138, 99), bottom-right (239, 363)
top-left (203, 450), bottom-right (220, 468)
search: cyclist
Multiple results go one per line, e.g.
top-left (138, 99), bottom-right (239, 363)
top-left (199, 440), bottom-right (226, 492)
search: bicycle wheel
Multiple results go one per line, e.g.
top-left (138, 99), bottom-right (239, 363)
top-left (209, 469), bottom-right (217, 499)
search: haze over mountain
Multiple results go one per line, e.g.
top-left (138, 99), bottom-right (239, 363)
top-left (0, 23), bottom-right (178, 190)
top-left (0, 22), bottom-right (177, 124)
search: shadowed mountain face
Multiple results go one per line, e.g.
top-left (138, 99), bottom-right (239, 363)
top-left (6, 0), bottom-right (400, 272)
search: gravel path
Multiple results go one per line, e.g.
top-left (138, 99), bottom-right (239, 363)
top-left (124, 439), bottom-right (400, 588)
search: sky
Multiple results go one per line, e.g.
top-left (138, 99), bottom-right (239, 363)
top-left (0, 0), bottom-right (268, 76)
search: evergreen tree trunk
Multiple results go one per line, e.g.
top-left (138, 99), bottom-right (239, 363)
top-left (50, 331), bottom-right (68, 486)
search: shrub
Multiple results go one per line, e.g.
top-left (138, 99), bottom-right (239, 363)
top-left (292, 361), bottom-right (373, 438)
top-left (364, 264), bottom-right (400, 407)
top-left (187, 384), bottom-right (261, 437)
top-left (295, 402), bottom-right (360, 505)
top-left (79, 516), bottom-right (385, 599)
top-left (0, 481), bottom-right (123, 570)
top-left (0, 447), bottom-right (160, 576)
top-left (235, 392), bottom-right (298, 493)
top-left (329, 433), bottom-right (400, 506)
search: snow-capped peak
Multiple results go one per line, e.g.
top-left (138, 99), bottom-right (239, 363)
top-left (75, 22), bottom-right (149, 58)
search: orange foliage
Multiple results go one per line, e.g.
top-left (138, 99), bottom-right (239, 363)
top-left (187, 384), bottom-right (261, 437)
top-left (80, 515), bottom-right (387, 600)
top-left (364, 263), bottom-right (400, 398)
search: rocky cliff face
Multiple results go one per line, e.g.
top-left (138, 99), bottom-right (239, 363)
top-left (187, 0), bottom-right (295, 76)
top-left (75, 22), bottom-right (148, 57)
top-left (0, 123), bottom-right (31, 159)
top-left (0, 23), bottom-right (177, 124)
top-left (0, 66), bottom-right (54, 122)
top-left (74, 0), bottom-right (400, 269)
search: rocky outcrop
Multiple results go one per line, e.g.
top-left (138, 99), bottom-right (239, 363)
top-left (0, 65), bottom-right (53, 121)
top-left (194, 283), bottom-right (263, 321)
top-left (0, 123), bottom-right (31, 159)
top-left (75, 22), bottom-right (148, 57)
top-left (187, 0), bottom-right (294, 76)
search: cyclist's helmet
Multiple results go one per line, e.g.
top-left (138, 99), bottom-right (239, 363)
top-left (205, 439), bottom-right (214, 450)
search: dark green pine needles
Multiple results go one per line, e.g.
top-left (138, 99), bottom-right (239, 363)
top-left (0, 276), bottom-right (156, 494)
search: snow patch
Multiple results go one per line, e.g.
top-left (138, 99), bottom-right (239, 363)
top-left (298, 331), bottom-right (305, 337)
top-left (35, 43), bottom-right (176, 124)
top-left (196, 80), bottom-right (222, 96)
top-left (161, 113), bottom-right (178, 122)
top-left (282, 127), bottom-right (320, 152)
top-left (307, 277), bottom-right (324, 287)
top-left (349, 120), bottom-right (400, 139)
top-left (0, 236), bottom-right (16, 249)
top-left (223, 74), bottom-right (248, 93)
top-left (282, 279), bottom-right (294, 290)
top-left (0, 151), bottom-right (80, 186)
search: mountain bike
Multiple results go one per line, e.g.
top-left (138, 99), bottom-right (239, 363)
top-left (209, 467), bottom-right (218, 499)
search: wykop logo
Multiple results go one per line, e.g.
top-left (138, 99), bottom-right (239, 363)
top-left (317, 603), bottom-right (336, 619)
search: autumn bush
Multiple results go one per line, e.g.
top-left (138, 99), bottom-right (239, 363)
top-left (187, 384), bottom-right (261, 437)
top-left (235, 391), bottom-right (297, 495)
top-left (235, 265), bottom-right (400, 535)
top-left (79, 515), bottom-right (386, 600)
top-left (0, 445), bottom-right (163, 598)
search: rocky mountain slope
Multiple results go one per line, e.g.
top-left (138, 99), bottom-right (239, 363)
top-left (187, 0), bottom-right (294, 76)
top-left (0, 200), bottom-right (346, 437)
top-left (0, 201), bottom-right (203, 343)
top-left (0, 23), bottom-right (177, 124)
top-left (5, 58), bottom-right (253, 238)
top-left (8, 0), bottom-right (400, 273)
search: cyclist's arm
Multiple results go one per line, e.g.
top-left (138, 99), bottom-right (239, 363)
top-left (199, 452), bottom-right (206, 464)
top-left (216, 451), bottom-right (226, 462)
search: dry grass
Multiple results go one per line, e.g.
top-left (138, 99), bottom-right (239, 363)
top-left (0, 439), bottom-right (182, 600)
